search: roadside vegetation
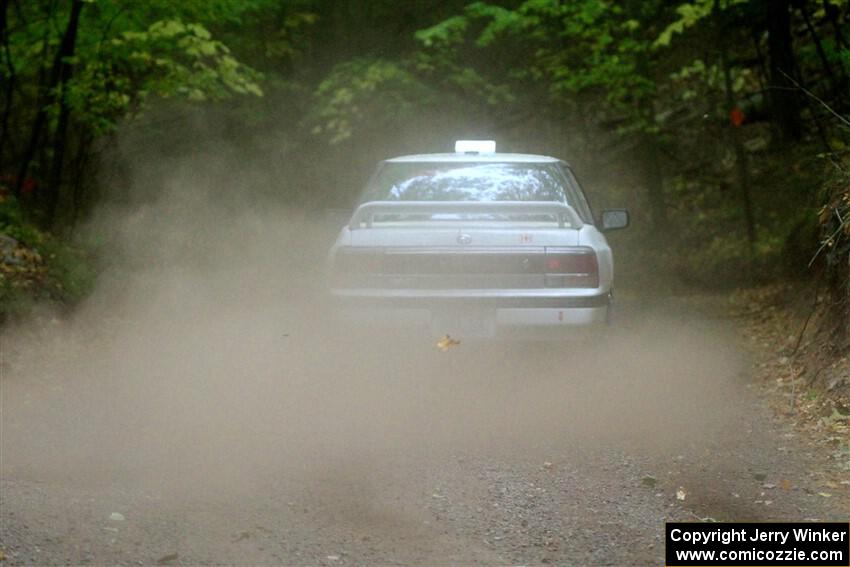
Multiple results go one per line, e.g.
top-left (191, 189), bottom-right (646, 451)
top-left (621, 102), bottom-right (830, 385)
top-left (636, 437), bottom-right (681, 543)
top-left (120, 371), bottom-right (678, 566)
top-left (0, 1), bottom-right (848, 400)
top-left (0, 184), bottom-right (94, 322)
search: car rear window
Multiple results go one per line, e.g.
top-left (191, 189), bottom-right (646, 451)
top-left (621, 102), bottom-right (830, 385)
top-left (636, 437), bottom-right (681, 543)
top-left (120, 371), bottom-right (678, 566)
top-left (360, 161), bottom-right (594, 222)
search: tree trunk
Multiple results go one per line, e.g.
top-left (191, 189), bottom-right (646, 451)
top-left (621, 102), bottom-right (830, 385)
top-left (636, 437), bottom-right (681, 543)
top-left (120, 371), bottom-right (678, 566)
top-left (14, 21), bottom-right (52, 199)
top-left (798, 1), bottom-right (843, 102)
top-left (0, 0), bottom-right (13, 172)
top-left (43, 0), bottom-right (84, 227)
top-left (641, 132), bottom-right (668, 233)
top-left (68, 126), bottom-right (93, 231)
top-left (0, 0), bottom-right (6, 47)
top-left (15, 0), bottom-right (83, 221)
top-left (822, 0), bottom-right (848, 51)
top-left (766, 0), bottom-right (803, 144)
top-left (716, 0), bottom-right (756, 249)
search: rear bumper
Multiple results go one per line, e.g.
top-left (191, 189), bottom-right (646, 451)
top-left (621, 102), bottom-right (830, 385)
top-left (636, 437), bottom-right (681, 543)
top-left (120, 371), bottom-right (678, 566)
top-left (329, 291), bottom-right (611, 339)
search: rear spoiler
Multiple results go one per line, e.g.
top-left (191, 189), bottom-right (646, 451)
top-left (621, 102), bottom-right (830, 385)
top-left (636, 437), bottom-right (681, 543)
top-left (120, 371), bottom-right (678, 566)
top-left (348, 201), bottom-right (584, 230)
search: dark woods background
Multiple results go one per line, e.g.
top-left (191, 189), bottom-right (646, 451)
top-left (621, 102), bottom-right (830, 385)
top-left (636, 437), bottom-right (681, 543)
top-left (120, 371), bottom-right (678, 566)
top-left (0, 0), bottom-right (849, 337)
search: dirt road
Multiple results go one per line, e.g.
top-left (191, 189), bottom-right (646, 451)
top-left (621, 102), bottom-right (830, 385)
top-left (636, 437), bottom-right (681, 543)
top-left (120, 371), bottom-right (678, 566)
top-left (1, 294), bottom-right (848, 566)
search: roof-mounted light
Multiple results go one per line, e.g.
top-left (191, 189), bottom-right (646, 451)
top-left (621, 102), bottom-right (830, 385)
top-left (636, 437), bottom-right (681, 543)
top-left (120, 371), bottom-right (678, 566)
top-left (455, 140), bottom-right (496, 154)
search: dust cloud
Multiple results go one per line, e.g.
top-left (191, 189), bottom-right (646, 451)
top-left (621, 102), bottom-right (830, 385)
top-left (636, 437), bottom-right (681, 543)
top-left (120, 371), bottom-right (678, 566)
top-left (0, 142), bottom-right (742, 513)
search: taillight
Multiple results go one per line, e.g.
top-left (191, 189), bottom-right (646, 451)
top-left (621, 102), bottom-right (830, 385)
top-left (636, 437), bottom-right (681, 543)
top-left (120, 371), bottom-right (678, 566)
top-left (544, 247), bottom-right (598, 288)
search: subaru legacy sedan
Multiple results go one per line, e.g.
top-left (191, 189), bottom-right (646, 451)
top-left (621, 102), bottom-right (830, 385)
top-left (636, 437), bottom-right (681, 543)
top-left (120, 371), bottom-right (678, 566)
top-left (327, 141), bottom-right (629, 339)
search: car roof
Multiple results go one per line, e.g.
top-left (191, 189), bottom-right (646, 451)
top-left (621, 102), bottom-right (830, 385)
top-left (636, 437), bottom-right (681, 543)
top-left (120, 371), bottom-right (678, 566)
top-left (385, 153), bottom-right (566, 164)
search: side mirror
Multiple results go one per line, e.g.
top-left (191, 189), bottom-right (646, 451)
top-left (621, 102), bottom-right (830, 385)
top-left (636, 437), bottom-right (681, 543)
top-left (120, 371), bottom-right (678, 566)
top-left (600, 209), bottom-right (629, 231)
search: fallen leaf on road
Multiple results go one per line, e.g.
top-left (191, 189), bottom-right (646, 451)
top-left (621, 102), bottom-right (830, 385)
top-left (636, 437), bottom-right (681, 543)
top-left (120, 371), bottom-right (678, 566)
top-left (818, 492), bottom-right (832, 498)
top-left (780, 479), bottom-right (792, 490)
top-left (436, 334), bottom-right (460, 352)
top-left (641, 475), bottom-right (657, 488)
top-left (676, 488), bottom-right (687, 501)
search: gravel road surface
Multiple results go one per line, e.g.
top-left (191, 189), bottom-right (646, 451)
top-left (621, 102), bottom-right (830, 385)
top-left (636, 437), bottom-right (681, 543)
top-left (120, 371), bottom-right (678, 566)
top-left (2, 295), bottom-right (848, 565)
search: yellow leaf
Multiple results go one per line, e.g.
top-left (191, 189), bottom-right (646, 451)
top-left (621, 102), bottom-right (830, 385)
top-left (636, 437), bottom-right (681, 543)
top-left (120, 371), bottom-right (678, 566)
top-left (436, 334), bottom-right (460, 352)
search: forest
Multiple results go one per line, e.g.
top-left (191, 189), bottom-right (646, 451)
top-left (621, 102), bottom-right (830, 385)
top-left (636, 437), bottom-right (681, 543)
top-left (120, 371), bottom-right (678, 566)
top-left (0, 0), bottom-right (848, 331)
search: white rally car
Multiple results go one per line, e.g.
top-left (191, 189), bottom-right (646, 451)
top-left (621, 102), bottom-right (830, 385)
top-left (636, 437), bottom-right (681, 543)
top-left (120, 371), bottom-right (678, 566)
top-left (327, 141), bottom-right (629, 339)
